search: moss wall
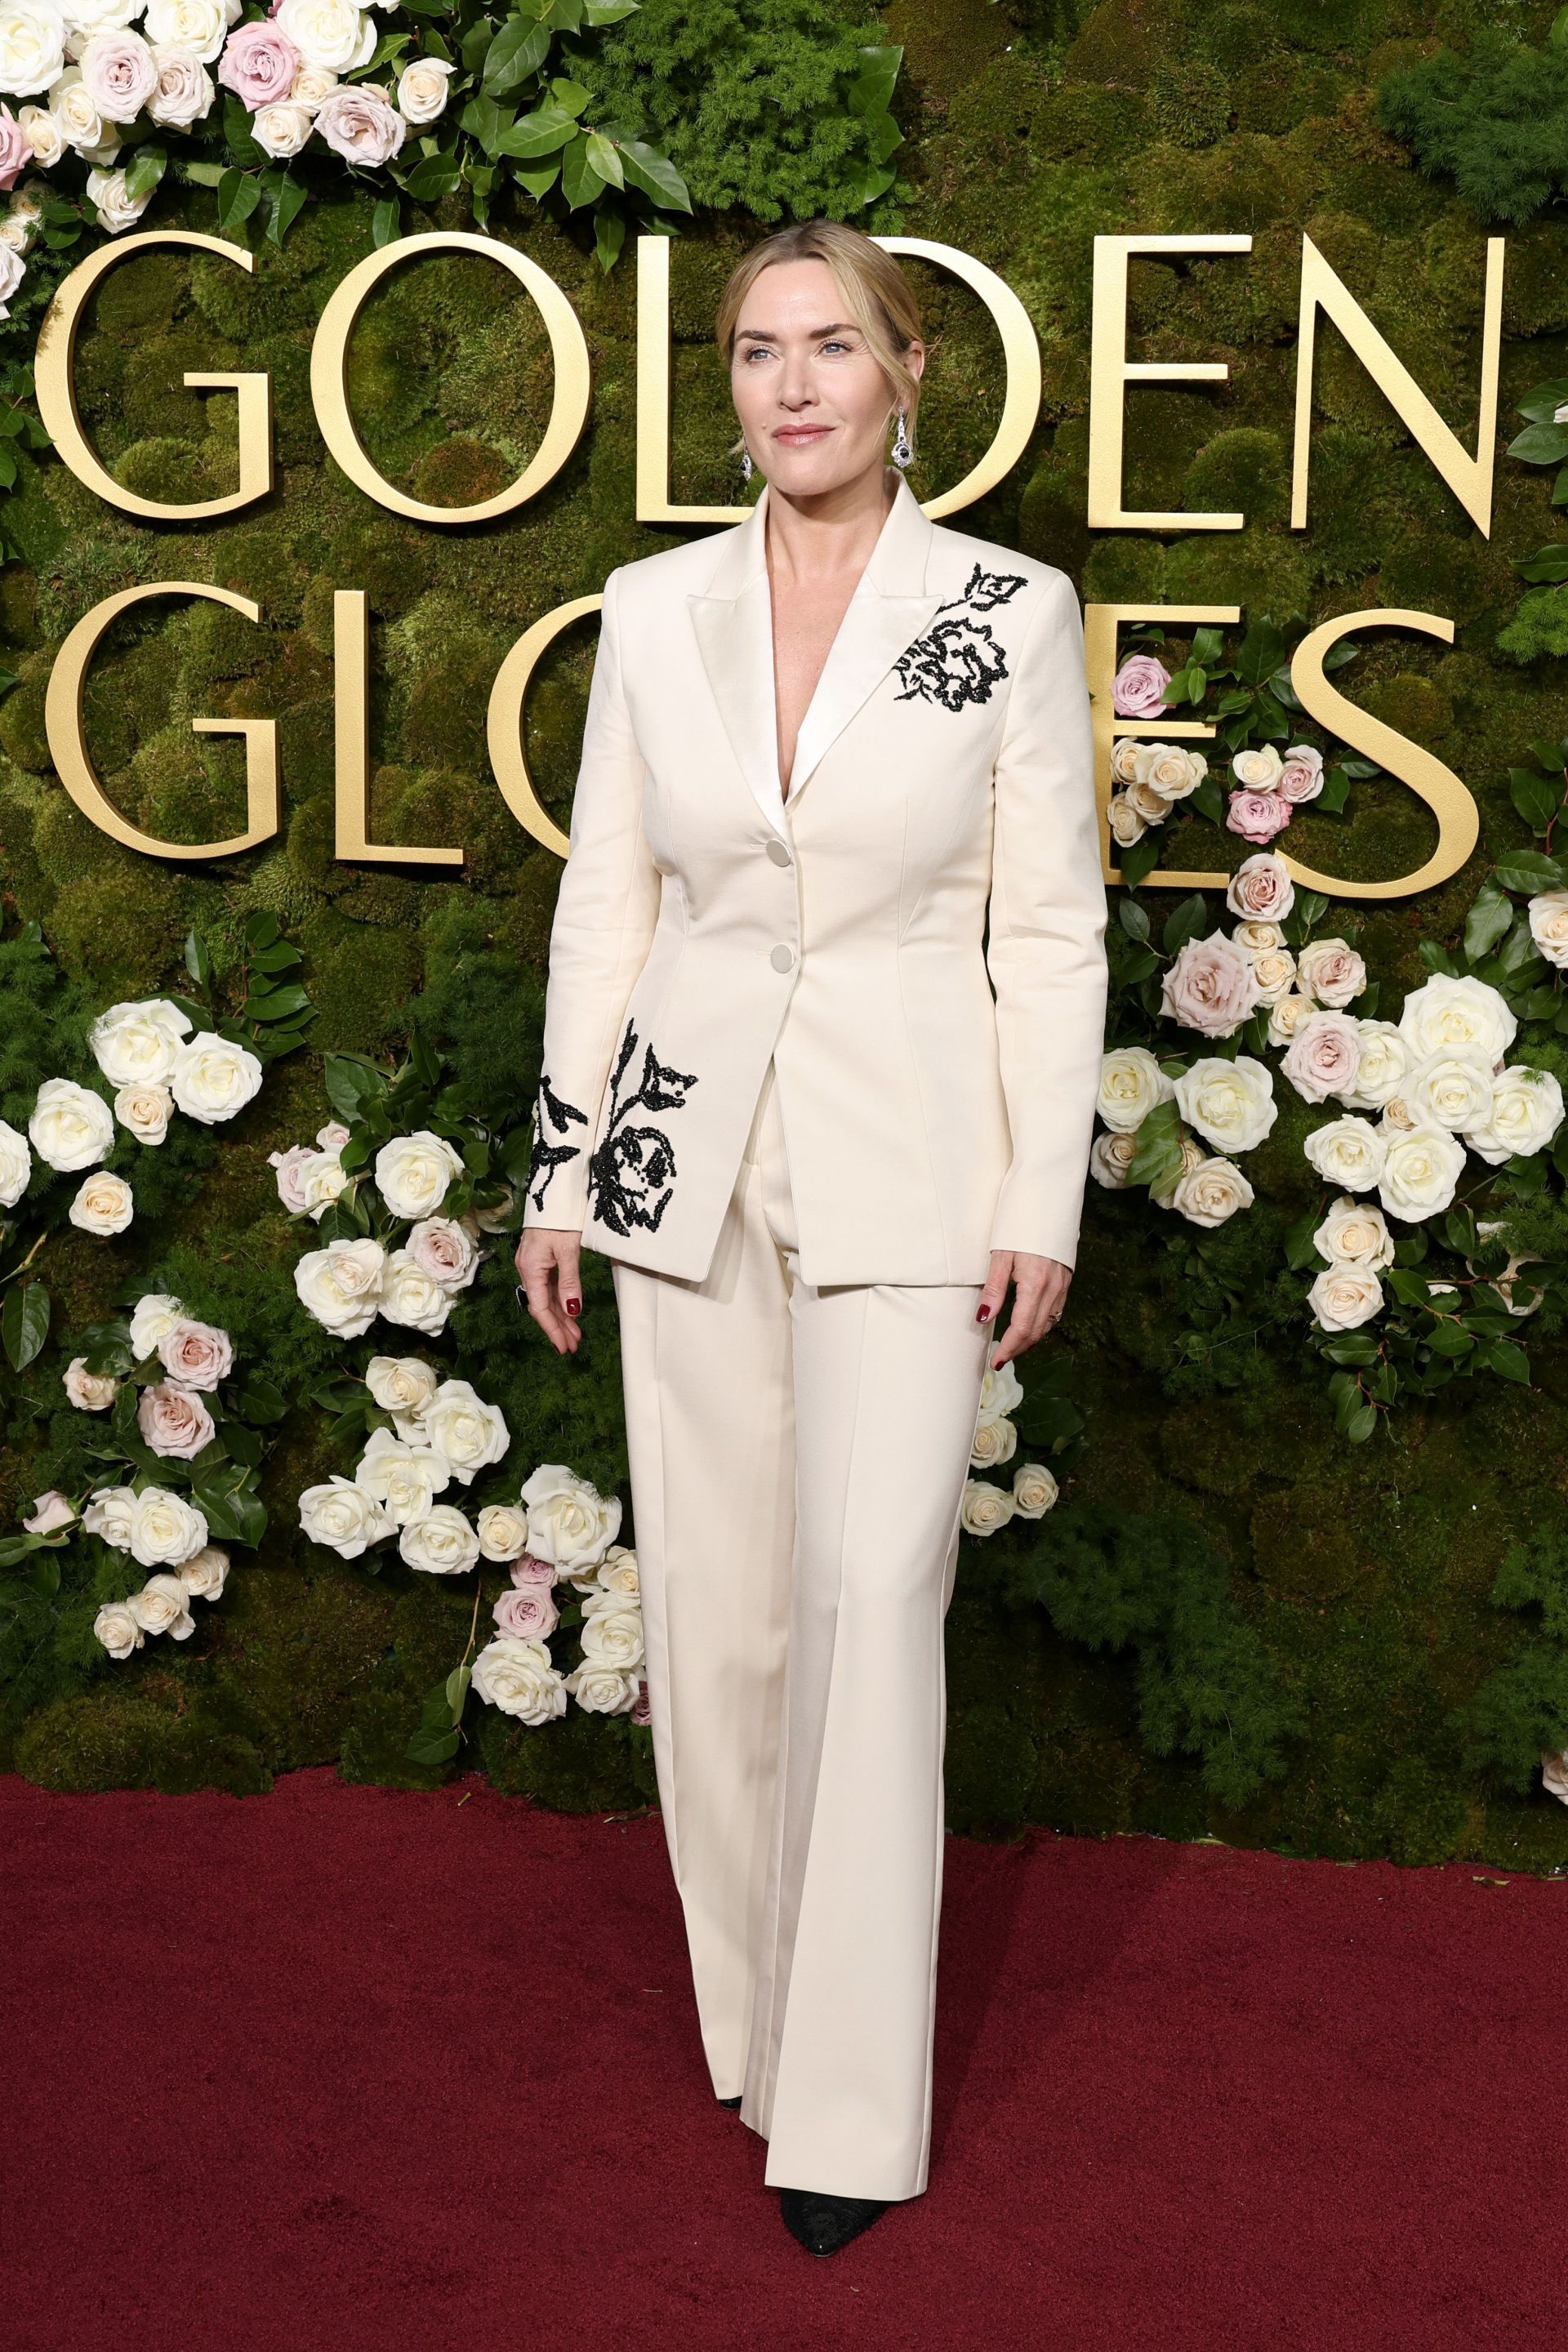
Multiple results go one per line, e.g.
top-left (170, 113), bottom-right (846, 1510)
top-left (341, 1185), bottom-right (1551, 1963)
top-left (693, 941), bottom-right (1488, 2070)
top-left (5, 0), bottom-right (1568, 1873)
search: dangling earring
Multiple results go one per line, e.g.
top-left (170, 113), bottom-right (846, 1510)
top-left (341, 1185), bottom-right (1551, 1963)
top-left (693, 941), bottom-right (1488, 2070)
top-left (739, 446), bottom-right (753, 483)
top-left (890, 410), bottom-right (913, 470)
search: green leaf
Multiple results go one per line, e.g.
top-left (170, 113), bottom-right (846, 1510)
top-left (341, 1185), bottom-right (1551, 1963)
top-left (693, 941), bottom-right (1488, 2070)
top-left (1508, 766), bottom-right (1562, 836)
top-left (123, 145), bottom-right (167, 201)
top-left (1508, 421), bottom-right (1568, 466)
top-left (1116, 833), bottom-right (1160, 891)
top-left (1235, 617), bottom-right (1287, 686)
top-left (1316, 764), bottom-right (1351, 814)
top-left (483, 15), bottom-right (552, 93)
top-left (2, 1281), bottom-right (49, 1372)
top-left (1464, 882), bottom-right (1516, 964)
top-left (1512, 546), bottom-right (1568, 584)
top-left (1190, 777), bottom-right (1225, 826)
top-left (324, 1053), bottom-right (390, 1124)
top-left (1128, 1098), bottom-right (1183, 1191)
top-left (216, 167), bottom-right (261, 234)
top-left (1321, 1330), bottom-right (1379, 1365)
top-left (260, 169), bottom-right (307, 247)
top-left (1345, 1403), bottom-right (1378, 1443)
top-left (1160, 892), bottom-right (1208, 956)
top-left (1118, 898), bottom-right (1151, 942)
top-left (560, 132), bottom-right (604, 207)
top-left (584, 129), bottom-right (624, 189)
top-left (494, 100), bottom-right (577, 157)
top-left (234, 1379), bottom-right (287, 1424)
top-left (1283, 1207), bottom-right (1321, 1271)
top-left (846, 42), bottom-right (902, 116)
top-left (371, 196), bottom-right (400, 247)
top-left (616, 136), bottom-right (692, 213)
top-left (404, 151), bottom-right (462, 201)
top-left (1486, 1339), bottom-right (1532, 1385)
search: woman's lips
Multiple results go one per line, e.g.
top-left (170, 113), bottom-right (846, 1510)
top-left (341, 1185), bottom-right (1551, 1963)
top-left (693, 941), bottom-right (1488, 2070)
top-left (773, 425), bottom-right (832, 444)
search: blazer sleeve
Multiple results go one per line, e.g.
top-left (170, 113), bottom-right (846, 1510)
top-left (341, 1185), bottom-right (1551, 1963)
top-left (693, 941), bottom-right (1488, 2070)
top-left (522, 565), bottom-right (661, 1232)
top-left (983, 569), bottom-right (1109, 1271)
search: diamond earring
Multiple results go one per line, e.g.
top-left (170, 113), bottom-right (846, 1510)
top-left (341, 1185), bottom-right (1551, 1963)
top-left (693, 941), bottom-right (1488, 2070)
top-left (740, 446), bottom-right (753, 483)
top-left (890, 410), bottom-right (913, 470)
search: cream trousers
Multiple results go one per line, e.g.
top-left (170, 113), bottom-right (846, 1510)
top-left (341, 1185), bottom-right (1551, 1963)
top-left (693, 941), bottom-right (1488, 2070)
top-left (609, 1058), bottom-right (993, 2200)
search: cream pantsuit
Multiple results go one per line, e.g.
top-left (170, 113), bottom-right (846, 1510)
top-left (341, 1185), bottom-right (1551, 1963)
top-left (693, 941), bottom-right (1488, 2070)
top-left (612, 1059), bottom-right (993, 2200)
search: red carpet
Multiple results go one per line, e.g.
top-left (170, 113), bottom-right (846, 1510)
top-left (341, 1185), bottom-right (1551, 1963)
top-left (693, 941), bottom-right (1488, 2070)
top-left (2, 1766), bottom-right (1560, 2351)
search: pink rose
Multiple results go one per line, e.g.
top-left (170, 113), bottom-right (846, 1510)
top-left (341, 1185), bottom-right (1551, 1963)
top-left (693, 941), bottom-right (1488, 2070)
top-left (317, 1121), bottom-right (350, 1151)
top-left (1159, 931), bottom-right (1262, 1040)
top-left (216, 19), bottom-right (301, 108)
top-left (1225, 851), bottom-right (1294, 923)
top-left (314, 83), bottom-right (406, 165)
top-left (1277, 745), bottom-right (1325, 804)
top-left (1281, 1011), bottom-right (1362, 1104)
top-left (630, 1680), bottom-right (651, 1726)
top-left (493, 1584), bottom-right (560, 1641)
top-left (81, 29), bottom-right (160, 123)
top-left (138, 1379), bottom-right (216, 1460)
top-left (157, 1318), bottom-right (234, 1392)
top-left (0, 106), bottom-right (28, 189)
top-left (510, 1552), bottom-right (557, 1590)
top-left (1111, 653), bottom-right (1169, 717)
top-left (1227, 790), bottom-right (1294, 845)
top-left (269, 1143), bottom-right (315, 1214)
top-left (23, 1490), bottom-right (76, 1535)
top-left (407, 1216), bottom-right (479, 1293)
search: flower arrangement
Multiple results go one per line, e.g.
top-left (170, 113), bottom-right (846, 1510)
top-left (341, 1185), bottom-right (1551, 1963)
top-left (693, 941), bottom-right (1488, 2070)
top-left (959, 1352), bottom-right (1085, 1539)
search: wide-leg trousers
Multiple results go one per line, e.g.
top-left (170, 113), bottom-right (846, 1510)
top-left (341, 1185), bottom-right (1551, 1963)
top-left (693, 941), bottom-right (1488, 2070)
top-left (609, 1058), bottom-right (993, 2200)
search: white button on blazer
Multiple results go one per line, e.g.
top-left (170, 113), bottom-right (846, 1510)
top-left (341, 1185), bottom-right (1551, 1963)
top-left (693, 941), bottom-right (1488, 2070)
top-left (523, 473), bottom-right (1110, 1289)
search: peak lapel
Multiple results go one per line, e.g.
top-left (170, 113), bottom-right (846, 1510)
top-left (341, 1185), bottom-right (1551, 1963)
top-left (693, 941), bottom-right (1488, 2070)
top-left (686, 485), bottom-right (787, 838)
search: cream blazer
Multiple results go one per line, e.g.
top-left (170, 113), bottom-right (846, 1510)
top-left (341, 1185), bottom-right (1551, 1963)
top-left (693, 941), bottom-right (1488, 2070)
top-left (522, 474), bottom-right (1108, 1288)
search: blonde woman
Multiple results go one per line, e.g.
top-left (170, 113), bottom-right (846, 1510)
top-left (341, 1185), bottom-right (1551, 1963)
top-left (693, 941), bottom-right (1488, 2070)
top-left (516, 220), bottom-right (1107, 2255)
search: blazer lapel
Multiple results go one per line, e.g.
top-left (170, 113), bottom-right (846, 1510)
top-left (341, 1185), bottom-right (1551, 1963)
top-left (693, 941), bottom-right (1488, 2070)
top-left (687, 486), bottom-right (787, 837)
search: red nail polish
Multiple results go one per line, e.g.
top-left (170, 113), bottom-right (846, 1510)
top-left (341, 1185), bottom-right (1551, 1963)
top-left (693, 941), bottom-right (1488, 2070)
top-left (565, 1298), bottom-right (581, 1315)
top-left (977, 1304), bottom-right (991, 1321)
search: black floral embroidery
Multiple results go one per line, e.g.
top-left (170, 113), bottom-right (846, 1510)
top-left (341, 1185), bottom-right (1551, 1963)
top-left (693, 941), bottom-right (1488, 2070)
top-left (526, 1073), bottom-right (588, 1212)
top-left (586, 1018), bottom-right (699, 1236)
top-left (893, 562), bottom-right (1028, 712)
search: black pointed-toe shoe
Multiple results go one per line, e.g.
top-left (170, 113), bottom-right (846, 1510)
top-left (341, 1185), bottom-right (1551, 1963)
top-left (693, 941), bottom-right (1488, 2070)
top-left (716, 2094), bottom-right (742, 2109)
top-left (778, 2188), bottom-right (890, 2256)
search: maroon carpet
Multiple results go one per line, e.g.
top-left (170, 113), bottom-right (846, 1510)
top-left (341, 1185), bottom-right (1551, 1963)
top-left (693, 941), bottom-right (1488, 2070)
top-left (2, 1766), bottom-right (1560, 2351)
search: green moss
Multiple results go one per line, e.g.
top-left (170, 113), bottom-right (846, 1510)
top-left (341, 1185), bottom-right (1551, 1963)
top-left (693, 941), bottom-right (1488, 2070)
top-left (15, 1691), bottom-right (271, 1795)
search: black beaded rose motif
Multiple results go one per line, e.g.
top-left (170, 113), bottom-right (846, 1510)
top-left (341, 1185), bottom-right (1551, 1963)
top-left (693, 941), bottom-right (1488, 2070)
top-left (526, 1073), bottom-right (588, 1212)
top-left (587, 1018), bottom-right (699, 1236)
top-left (893, 562), bottom-right (1028, 712)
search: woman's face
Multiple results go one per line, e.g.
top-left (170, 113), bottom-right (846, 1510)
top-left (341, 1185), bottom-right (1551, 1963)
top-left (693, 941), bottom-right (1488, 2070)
top-left (729, 256), bottom-right (920, 497)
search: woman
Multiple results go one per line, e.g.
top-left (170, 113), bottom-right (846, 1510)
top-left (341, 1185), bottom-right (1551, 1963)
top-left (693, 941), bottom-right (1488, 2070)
top-left (516, 220), bottom-right (1107, 2256)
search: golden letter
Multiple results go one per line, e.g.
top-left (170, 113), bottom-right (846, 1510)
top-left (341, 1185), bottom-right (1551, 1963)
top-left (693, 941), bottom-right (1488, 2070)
top-left (35, 233), bottom-right (272, 521)
top-left (334, 590), bottom-right (461, 865)
top-left (486, 595), bottom-right (600, 858)
top-left (1286, 609), bottom-right (1477, 898)
top-left (45, 582), bottom-right (278, 857)
top-left (1088, 235), bottom-right (1252, 530)
top-left (636, 236), bottom-right (747, 525)
top-left (1083, 602), bottom-right (1239, 889)
top-left (876, 237), bottom-right (1040, 519)
top-left (1292, 234), bottom-right (1504, 534)
top-left (311, 232), bottom-right (590, 524)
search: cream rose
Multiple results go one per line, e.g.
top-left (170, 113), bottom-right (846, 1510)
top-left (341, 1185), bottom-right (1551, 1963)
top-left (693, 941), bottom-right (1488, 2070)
top-left (138, 1379), bottom-right (215, 1459)
top-left (399, 1504), bottom-right (479, 1575)
top-left (23, 1488), bottom-right (75, 1535)
top-left (959, 1478), bottom-right (1016, 1538)
top-left (127, 1291), bottom-right (182, 1357)
top-left (1405, 1050), bottom-right (1494, 1134)
top-left (1313, 1196), bottom-right (1395, 1272)
top-left (1377, 1125), bottom-right (1465, 1223)
top-left (1108, 793), bottom-right (1147, 847)
top-left (471, 1634), bottom-right (568, 1725)
top-left (1011, 1462), bottom-right (1058, 1518)
top-left (364, 1353), bottom-right (439, 1427)
top-left (169, 1031), bottom-right (263, 1124)
top-left (521, 1462), bottom-right (621, 1572)
top-left (1226, 853), bottom-right (1294, 923)
top-left (86, 164), bottom-right (153, 231)
top-left (1526, 890), bottom-right (1568, 969)
top-left (64, 1353), bottom-right (118, 1410)
top-left (114, 1082), bottom-right (172, 1144)
top-left (1173, 1055), bottom-right (1276, 1155)
top-left (68, 1168), bottom-right (132, 1235)
top-left (147, 43), bottom-right (213, 124)
top-left (1340, 1021), bottom-right (1410, 1111)
top-left (377, 1247), bottom-right (452, 1335)
top-left (477, 1503), bottom-right (528, 1561)
top-left (287, 58), bottom-right (333, 105)
top-left (374, 1129), bottom-right (463, 1219)
top-left (1266, 992), bottom-right (1316, 1048)
top-left (129, 1485), bottom-right (208, 1569)
top-left (597, 1545), bottom-right (639, 1597)
top-left (83, 1482), bottom-right (137, 1548)
top-left (299, 1147), bottom-right (348, 1220)
top-left (1295, 936), bottom-right (1367, 1009)
top-left (565, 1661), bottom-right (640, 1714)
top-left (29, 1076), bottom-right (113, 1170)
top-left (1281, 1011), bottom-right (1362, 1104)
top-left (127, 1570), bottom-right (196, 1638)
top-left (17, 102), bottom-right (63, 163)
top-left (1247, 948), bottom-right (1298, 1005)
top-left (1463, 1065), bottom-right (1566, 1166)
top-left (1397, 973), bottom-right (1516, 1066)
top-left (1172, 1156), bottom-right (1254, 1227)
top-left (93, 1597), bottom-right (143, 1658)
top-left (1302, 1116), bottom-right (1387, 1193)
top-left (578, 1601), bottom-right (645, 1672)
top-left (1232, 919), bottom-right (1285, 954)
top-left (249, 96), bottom-right (310, 155)
top-left (395, 52), bottom-right (452, 122)
top-left (295, 1236), bottom-right (385, 1336)
top-left (1132, 742), bottom-right (1205, 802)
top-left (0, 1116), bottom-right (29, 1205)
top-left (299, 1477), bottom-right (394, 1559)
top-left (1110, 736), bottom-right (1143, 786)
top-left (1097, 1045), bottom-right (1174, 1136)
top-left (51, 67), bottom-right (107, 149)
top-left (1160, 931), bottom-right (1261, 1040)
top-left (1089, 1130), bottom-right (1137, 1188)
top-left (87, 996), bottom-right (190, 1087)
top-left (421, 1379), bottom-right (508, 1483)
top-left (969, 1414), bottom-right (1018, 1471)
top-left (356, 1426), bottom-right (449, 1526)
top-left (1307, 1263), bottom-right (1384, 1333)
top-left (179, 1544), bottom-right (229, 1599)
top-left (1231, 744), bottom-right (1283, 791)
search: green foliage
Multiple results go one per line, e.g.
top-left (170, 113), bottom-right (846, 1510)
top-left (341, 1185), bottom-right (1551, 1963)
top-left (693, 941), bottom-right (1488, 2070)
top-left (1460, 1525), bottom-right (1568, 1794)
top-left (1377, 24), bottom-right (1568, 227)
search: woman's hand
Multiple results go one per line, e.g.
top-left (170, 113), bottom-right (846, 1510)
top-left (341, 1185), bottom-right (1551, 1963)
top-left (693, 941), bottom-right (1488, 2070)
top-left (515, 1227), bottom-right (585, 1356)
top-left (976, 1250), bottom-right (1071, 1366)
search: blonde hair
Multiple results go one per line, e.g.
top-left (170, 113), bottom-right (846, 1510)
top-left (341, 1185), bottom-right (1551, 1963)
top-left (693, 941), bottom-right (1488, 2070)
top-left (715, 219), bottom-right (923, 459)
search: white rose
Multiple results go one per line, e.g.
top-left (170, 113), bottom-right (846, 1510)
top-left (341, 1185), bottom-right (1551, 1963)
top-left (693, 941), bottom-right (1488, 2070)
top-left (127, 1570), bottom-right (196, 1638)
top-left (1463, 1065), bottom-right (1566, 1165)
top-left (521, 1462), bottom-right (621, 1572)
top-left (294, 1236), bottom-right (386, 1337)
top-left (50, 65), bottom-right (105, 148)
top-left (364, 1353), bottom-right (439, 1425)
top-left (978, 1360), bottom-right (1022, 1422)
top-left (1307, 1263), bottom-right (1384, 1333)
top-left (399, 1504), bottom-right (479, 1575)
top-left (959, 1478), bottom-right (1016, 1538)
top-left (578, 1601), bottom-right (645, 1671)
top-left (1469, 1222), bottom-right (1546, 1319)
top-left (1266, 993), bottom-right (1316, 1049)
top-left (1313, 1196), bottom-right (1395, 1272)
top-left (1089, 1129), bottom-right (1138, 1188)
top-left (477, 1503), bottom-right (528, 1561)
top-left (140, 0), bottom-right (225, 60)
top-left (1340, 1021), bottom-right (1410, 1111)
top-left (64, 1353), bottom-right (118, 1409)
top-left (1173, 1055), bottom-right (1276, 1154)
top-left (1526, 889), bottom-right (1568, 969)
top-left (355, 1425), bottom-right (449, 1526)
top-left (93, 1598), bottom-right (143, 1658)
top-left (1396, 973), bottom-right (1517, 1066)
top-left (596, 1544), bottom-right (639, 1597)
top-left (128, 1291), bottom-right (182, 1357)
top-left (377, 1247), bottom-right (452, 1335)
top-left (299, 1148), bottom-right (349, 1220)
top-left (374, 1129), bottom-right (463, 1219)
top-left (1405, 1050), bottom-right (1494, 1134)
top-left (1011, 1462), bottom-right (1058, 1518)
top-left (68, 1168), bottom-right (132, 1235)
top-left (395, 52), bottom-right (452, 122)
top-left (1377, 1125), bottom-right (1465, 1223)
top-left (114, 1082), bottom-right (172, 1143)
top-left (0, 1117), bottom-right (31, 1205)
top-left (178, 1544), bottom-right (229, 1599)
top-left (82, 1482), bottom-right (137, 1548)
top-left (421, 1379), bottom-right (508, 1483)
top-left (288, 58), bottom-right (334, 105)
top-left (299, 1475), bottom-right (394, 1558)
top-left (1172, 1155), bottom-right (1254, 1226)
top-left (1108, 792), bottom-right (1147, 847)
top-left (65, 0), bottom-right (147, 31)
top-left (23, 1488), bottom-right (74, 1535)
top-left (1296, 937), bottom-right (1367, 1009)
top-left (169, 1031), bottom-right (263, 1124)
top-left (471, 1634), bottom-right (567, 1725)
top-left (406, 1215), bottom-right (479, 1291)
top-left (1302, 1116), bottom-right (1387, 1193)
top-left (1231, 743), bottom-right (1283, 791)
top-left (250, 96), bottom-right (312, 156)
top-left (87, 996), bottom-right (190, 1087)
top-left (1097, 1045), bottom-right (1174, 1135)
top-left (146, 42), bottom-right (212, 124)
top-left (272, 0), bottom-right (373, 71)
top-left (969, 1414), bottom-right (1017, 1471)
top-left (564, 1661), bottom-right (640, 1714)
top-left (0, 0), bottom-right (68, 96)
top-left (29, 1076), bottom-right (114, 1169)
top-left (129, 1485), bottom-right (208, 1569)
top-left (85, 163), bottom-right (152, 231)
